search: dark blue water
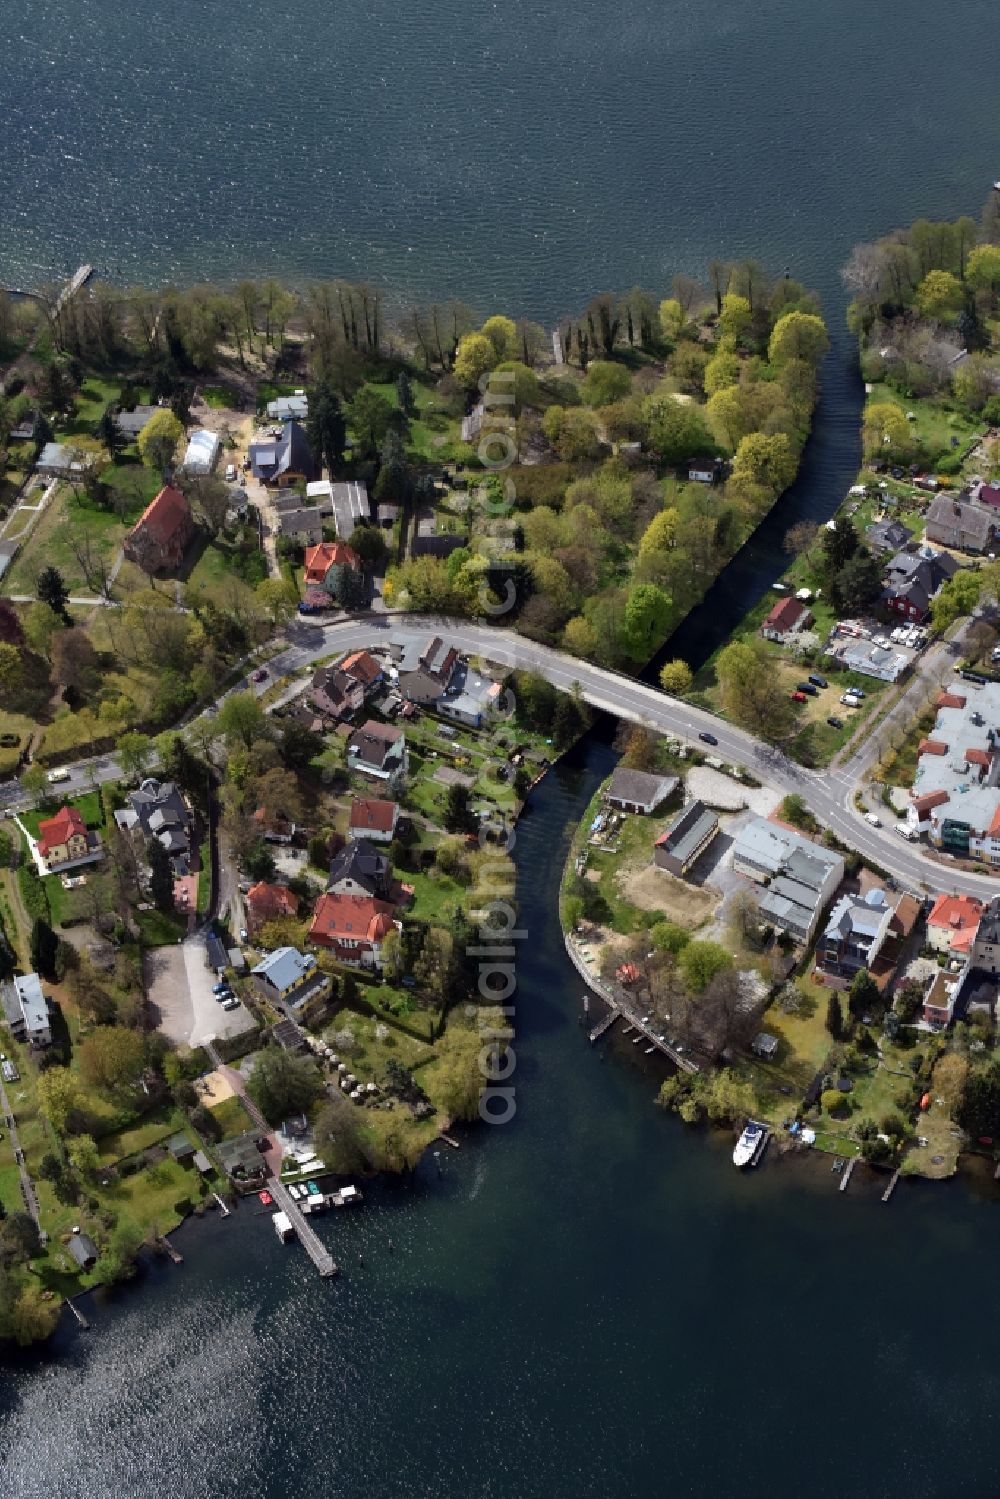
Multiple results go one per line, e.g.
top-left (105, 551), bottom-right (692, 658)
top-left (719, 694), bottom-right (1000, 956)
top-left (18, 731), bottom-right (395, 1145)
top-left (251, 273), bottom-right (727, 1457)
top-left (4, 743), bottom-right (1000, 1499)
top-left (4, 2), bottom-right (1000, 1493)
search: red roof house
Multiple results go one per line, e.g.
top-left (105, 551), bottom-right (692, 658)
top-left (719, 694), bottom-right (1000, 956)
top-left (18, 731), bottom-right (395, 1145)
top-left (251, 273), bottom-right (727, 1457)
top-left (927, 894), bottom-right (983, 955)
top-left (308, 893), bottom-right (396, 967)
top-left (122, 484), bottom-right (195, 574)
top-left (303, 541), bottom-right (360, 593)
top-left (341, 651), bottom-right (383, 691)
top-left (348, 797), bottom-right (399, 843)
top-left (246, 881), bottom-right (299, 933)
top-left (37, 805), bottom-right (100, 868)
top-left (37, 805), bottom-right (86, 859)
top-left (918, 739), bottom-right (948, 756)
top-left (760, 596), bottom-right (811, 643)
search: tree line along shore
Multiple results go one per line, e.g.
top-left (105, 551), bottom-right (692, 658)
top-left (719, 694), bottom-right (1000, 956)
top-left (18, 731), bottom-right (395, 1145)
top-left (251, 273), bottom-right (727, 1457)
top-left (558, 191), bottom-right (1000, 1185)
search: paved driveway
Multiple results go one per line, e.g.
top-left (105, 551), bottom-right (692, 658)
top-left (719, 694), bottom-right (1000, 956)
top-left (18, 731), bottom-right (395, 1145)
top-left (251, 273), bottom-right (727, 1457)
top-left (145, 938), bottom-right (256, 1048)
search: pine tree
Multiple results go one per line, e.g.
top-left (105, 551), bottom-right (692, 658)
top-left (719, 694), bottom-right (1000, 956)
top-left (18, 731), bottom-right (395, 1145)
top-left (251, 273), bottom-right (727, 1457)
top-left (825, 992), bottom-right (843, 1039)
top-left (29, 918), bottom-right (59, 980)
top-left (395, 370), bottom-right (415, 415)
top-left (36, 566), bottom-right (69, 619)
top-left (147, 838), bottom-right (174, 912)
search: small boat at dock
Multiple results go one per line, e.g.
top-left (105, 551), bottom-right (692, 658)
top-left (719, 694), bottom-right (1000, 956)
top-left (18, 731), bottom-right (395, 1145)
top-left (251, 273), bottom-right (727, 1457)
top-left (258, 1189), bottom-right (273, 1206)
top-left (733, 1120), bottom-right (765, 1168)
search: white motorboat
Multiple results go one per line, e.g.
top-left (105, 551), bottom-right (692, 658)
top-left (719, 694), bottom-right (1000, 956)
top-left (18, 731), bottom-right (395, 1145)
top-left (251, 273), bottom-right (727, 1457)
top-left (733, 1121), bottom-right (764, 1168)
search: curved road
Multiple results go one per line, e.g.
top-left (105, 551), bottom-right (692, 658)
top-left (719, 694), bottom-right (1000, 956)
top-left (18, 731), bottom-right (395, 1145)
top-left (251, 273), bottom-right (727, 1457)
top-left (3, 611), bottom-right (993, 902)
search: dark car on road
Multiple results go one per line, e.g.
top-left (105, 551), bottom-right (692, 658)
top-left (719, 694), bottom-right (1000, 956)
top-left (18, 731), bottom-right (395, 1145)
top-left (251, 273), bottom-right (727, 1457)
top-left (698, 732), bottom-right (718, 746)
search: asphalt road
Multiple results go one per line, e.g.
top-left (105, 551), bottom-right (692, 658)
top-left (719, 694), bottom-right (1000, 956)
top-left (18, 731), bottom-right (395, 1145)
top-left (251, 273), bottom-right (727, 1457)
top-left (5, 611), bottom-right (995, 901)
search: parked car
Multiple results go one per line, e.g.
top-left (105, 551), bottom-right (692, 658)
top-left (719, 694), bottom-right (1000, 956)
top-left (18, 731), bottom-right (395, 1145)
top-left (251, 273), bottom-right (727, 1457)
top-left (790, 690), bottom-right (807, 703)
top-left (864, 812), bottom-right (882, 827)
top-left (895, 825), bottom-right (918, 841)
top-left (808, 674), bottom-right (828, 689)
top-left (698, 732), bottom-right (718, 746)
top-left (221, 997), bottom-right (239, 1011)
top-left (251, 667), bottom-right (268, 683)
top-left (827, 716), bottom-right (843, 729)
top-left (796, 683), bottom-right (818, 696)
top-left (840, 693), bottom-right (862, 707)
top-left (212, 981), bottom-right (228, 994)
top-left (46, 767), bottom-right (70, 784)
top-left (225, 463), bottom-right (237, 481)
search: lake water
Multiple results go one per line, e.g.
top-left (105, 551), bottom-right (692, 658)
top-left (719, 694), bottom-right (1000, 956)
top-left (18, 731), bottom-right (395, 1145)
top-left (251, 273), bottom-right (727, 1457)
top-left (3, 1), bottom-right (1000, 1494)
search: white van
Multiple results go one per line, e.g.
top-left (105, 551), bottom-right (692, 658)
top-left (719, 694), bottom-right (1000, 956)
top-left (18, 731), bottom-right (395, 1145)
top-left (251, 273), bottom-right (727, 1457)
top-left (840, 693), bottom-right (861, 708)
top-left (864, 812), bottom-right (882, 828)
top-left (46, 767), bottom-right (70, 784)
top-left (225, 463), bottom-right (237, 481)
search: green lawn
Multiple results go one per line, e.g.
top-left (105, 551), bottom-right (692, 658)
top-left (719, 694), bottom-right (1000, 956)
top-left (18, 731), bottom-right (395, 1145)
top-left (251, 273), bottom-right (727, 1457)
top-left (135, 907), bottom-right (187, 946)
top-left (208, 1093), bottom-right (252, 1139)
top-left (20, 789), bottom-right (103, 839)
top-left (196, 838), bottom-right (211, 916)
top-left (367, 380), bottom-right (463, 463)
top-left (865, 383), bottom-right (983, 470)
top-left (97, 1106), bottom-right (183, 1164)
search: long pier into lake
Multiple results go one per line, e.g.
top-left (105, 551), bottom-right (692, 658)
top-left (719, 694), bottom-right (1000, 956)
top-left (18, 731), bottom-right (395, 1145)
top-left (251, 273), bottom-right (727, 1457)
top-left (268, 1178), bottom-right (337, 1277)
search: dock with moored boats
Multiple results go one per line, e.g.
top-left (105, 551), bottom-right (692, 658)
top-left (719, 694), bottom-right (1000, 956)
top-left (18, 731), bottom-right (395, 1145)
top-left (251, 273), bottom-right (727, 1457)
top-left (267, 1178), bottom-right (337, 1276)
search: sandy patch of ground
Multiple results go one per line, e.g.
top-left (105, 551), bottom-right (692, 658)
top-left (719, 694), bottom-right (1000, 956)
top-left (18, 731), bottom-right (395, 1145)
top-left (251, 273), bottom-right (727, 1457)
top-left (618, 864), bottom-right (718, 929)
top-left (196, 1069), bottom-right (236, 1107)
top-left (685, 767), bottom-right (780, 815)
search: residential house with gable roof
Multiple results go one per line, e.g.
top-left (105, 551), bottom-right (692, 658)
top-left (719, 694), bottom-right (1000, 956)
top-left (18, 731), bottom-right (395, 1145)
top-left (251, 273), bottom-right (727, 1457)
top-left (36, 804), bottom-right (102, 872)
top-left (397, 636), bottom-right (460, 705)
top-left (925, 494), bottom-right (996, 554)
top-left (347, 721), bottom-right (408, 786)
top-left (122, 484), bottom-right (196, 574)
top-left (303, 540), bottom-right (361, 597)
top-left (926, 893), bottom-right (982, 958)
top-left (308, 892), bottom-right (398, 968)
top-left (114, 777), bottom-right (194, 875)
top-left (760, 596), bottom-right (812, 644)
top-left (348, 797), bottom-right (399, 844)
top-left (882, 547), bottom-right (959, 622)
top-left (248, 421), bottom-right (316, 486)
top-left (309, 665), bottom-right (365, 723)
top-left (245, 881), bottom-right (299, 935)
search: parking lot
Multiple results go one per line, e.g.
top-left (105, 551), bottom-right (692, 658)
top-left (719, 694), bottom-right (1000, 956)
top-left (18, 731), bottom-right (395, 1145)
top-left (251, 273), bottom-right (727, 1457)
top-left (145, 938), bottom-right (256, 1048)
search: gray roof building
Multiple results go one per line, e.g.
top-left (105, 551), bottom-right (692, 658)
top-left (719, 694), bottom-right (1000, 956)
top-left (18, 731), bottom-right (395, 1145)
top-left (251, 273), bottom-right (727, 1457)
top-left (249, 421), bottom-right (316, 486)
top-left (733, 818), bottom-right (843, 943)
top-left (267, 394), bottom-right (309, 422)
top-left (605, 768), bottom-right (679, 815)
top-left (116, 777), bottom-right (193, 876)
top-left (67, 1232), bottom-right (99, 1270)
top-left (654, 799), bottom-right (719, 876)
top-left (865, 517), bottom-right (914, 554)
top-left (114, 405), bottom-right (161, 439)
top-left (925, 495), bottom-right (996, 554)
top-left (2, 972), bottom-right (51, 1046)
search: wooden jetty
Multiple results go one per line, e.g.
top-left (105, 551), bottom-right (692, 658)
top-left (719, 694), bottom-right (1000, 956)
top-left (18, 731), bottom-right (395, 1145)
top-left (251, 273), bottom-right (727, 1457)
top-left (267, 1178), bottom-right (337, 1277)
top-left (157, 1235), bottom-right (183, 1265)
top-left (437, 1133), bottom-right (461, 1149)
top-left (54, 264), bottom-right (93, 316)
top-left (882, 1169), bottom-right (901, 1203)
top-left (64, 1297), bottom-right (89, 1331)
top-left (839, 1156), bottom-right (858, 1193)
top-left (589, 1008), bottom-right (620, 1043)
top-left (551, 328), bottom-right (564, 365)
top-left (212, 1190), bottom-right (230, 1217)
